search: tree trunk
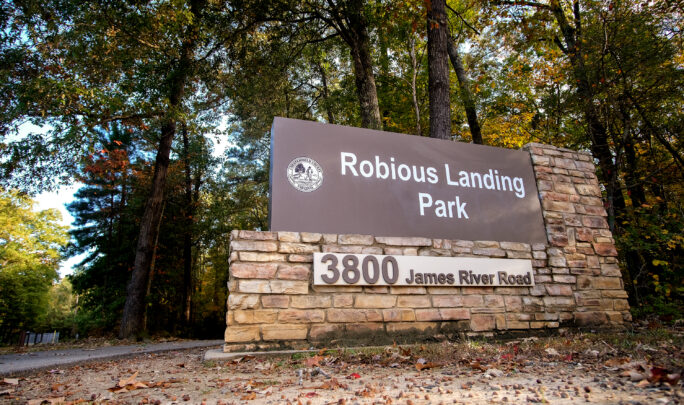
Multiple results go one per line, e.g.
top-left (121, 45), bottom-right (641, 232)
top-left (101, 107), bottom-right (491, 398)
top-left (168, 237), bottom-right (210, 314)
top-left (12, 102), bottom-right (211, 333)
top-left (409, 36), bottom-right (422, 136)
top-left (348, 26), bottom-right (382, 129)
top-left (316, 61), bottom-right (335, 124)
top-left (119, 0), bottom-right (204, 339)
top-left (328, 0), bottom-right (382, 130)
top-left (181, 123), bottom-right (193, 327)
top-left (120, 121), bottom-right (175, 338)
top-left (427, 0), bottom-right (450, 139)
top-left (447, 36), bottom-right (483, 144)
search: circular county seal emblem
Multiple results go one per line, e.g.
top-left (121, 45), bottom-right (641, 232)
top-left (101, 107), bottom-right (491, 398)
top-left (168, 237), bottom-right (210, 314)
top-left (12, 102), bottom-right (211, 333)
top-left (287, 157), bottom-right (323, 192)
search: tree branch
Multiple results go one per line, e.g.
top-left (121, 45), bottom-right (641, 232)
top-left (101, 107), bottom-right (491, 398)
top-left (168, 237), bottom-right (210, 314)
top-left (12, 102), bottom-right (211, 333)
top-left (445, 4), bottom-right (480, 35)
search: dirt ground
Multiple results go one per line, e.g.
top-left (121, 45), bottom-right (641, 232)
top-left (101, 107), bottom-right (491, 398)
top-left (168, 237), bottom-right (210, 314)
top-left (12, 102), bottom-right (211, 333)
top-left (1, 326), bottom-right (682, 405)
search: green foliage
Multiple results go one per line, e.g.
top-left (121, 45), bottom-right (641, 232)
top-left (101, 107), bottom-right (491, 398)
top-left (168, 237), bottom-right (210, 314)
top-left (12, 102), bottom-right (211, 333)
top-left (0, 188), bottom-right (68, 341)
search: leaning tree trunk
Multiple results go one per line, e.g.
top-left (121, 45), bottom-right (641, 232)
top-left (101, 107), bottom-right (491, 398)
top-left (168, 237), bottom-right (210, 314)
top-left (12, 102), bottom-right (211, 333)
top-left (447, 36), bottom-right (483, 144)
top-left (120, 120), bottom-right (176, 338)
top-left (119, 0), bottom-right (203, 339)
top-left (427, 0), bottom-right (451, 139)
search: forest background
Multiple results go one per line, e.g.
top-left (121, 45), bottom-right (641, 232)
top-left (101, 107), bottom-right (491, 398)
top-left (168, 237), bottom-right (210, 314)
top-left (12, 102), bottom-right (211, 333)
top-left (0, 0), bottom-right (681, 342)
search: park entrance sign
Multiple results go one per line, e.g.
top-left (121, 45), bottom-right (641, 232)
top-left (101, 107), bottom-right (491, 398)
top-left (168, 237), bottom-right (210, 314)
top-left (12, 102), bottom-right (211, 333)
top-left (269, 117), bottom-right (546, 243)
top-left (224, 121), bottom-right (631, 352)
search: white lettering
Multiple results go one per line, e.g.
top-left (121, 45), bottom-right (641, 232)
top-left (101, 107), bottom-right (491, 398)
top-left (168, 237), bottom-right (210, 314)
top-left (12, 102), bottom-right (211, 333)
top-left (418, 193), bottom-right (432, 216)
top-left (341, 152), bottom-right (358, 176)
top-left (359, 160), bottom-right (373, 177)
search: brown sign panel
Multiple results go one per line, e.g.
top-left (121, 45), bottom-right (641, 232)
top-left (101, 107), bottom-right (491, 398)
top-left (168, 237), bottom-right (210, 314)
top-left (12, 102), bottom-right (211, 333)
top-left (269, 117), bottom-right (546, 244)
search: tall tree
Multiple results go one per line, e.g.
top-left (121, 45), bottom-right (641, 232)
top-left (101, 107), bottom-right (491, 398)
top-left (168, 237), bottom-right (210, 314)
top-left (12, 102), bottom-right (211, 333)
top-left (427, 0), bottom-right (451, 139)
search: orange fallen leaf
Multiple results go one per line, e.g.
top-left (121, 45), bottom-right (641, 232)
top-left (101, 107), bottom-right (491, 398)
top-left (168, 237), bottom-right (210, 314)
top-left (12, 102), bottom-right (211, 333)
top-left (117, 371), bottom-right (139, 387)
top-left (241, 392), bottom-right (257, 400)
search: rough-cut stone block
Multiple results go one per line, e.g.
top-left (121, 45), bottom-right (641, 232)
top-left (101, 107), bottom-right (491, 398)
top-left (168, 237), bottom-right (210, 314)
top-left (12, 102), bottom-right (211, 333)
top-left (338, 234), bottom-right (374, 245)
top-left (276, 264), bottom-right (310, 280)
top-left (322, 244), bottom-right (383, 254)
top-left (228, 294), bottom-right (260, 310)
top-left (432, 296), bottom-right (463, 307)
top-left (473, 248), bottom-right (506, 257)
top-left (262, 324), bottom-right (308, 340)
top-left (270, 280), bottom-right (309, 294)
top-left (363, 309), bottom-right (383, 322)
top-left (484, 295), bottom-right (504, 307)
top-left (582, 216), bottom-right (609, 229)
top-left (309, 324), bottom-right (342, 339)
top-left (554, 182), bottom-right (577, 194)
top-left (290, 295), bottom-right (331, 308)
top-left (278, 309), bottom-right (325, 323)
top-left (239, 252), bottom-right (287, 262)
top-left (238, 280), bottom-right (271, 294)
top-left (279, 242), bottom-right (319, 254)
top-left (545, 285), bottom-right (573, 296)
top-left (576, 184), bottom-right (601, 196)
top-left (531, 154), bottom-right (550, 165)
top-left (232, 240), bottom-right (279, 252)
top-left (261, 295), bottom-right (289, 308)
top-left (383, 309), bottom-right (416, 322)
top-left (433, 239), bottom-right (452, 249)
top-left (507, 320), bottom-right (531, 329)
top-left (386, 322), bottom-right (437, 334)
top-left (552, 275), bottom-right (576, 284)
top-left (277, 232), bottom-right (300, 242)
top-left (474, 240), bottom-right (501, 248)
top-left (507, 251), bottom-right (533, 259)
top-left (500, 242), bottom-right (531, 251)
top-left (239, 231), bottom-right (277, 240)
top-left (504, 296), bottom-right (522, 311)
top-left (595, 277), bottom-right (622, 289)
top-left (439, 308), bottom-right (470, 320)
top-left (574, 311), bottom-right (608, 326)
top-left (613, 299), bottom-right (630, 311)
top-left (415, 309), bottom-right (442, 321)
top-left (397, 295), bottom-right (430, 308)
top-left (327, 309), bottom-right (366, 323)
top-left (301, 232), bottom-right (322, 243)
top-left (322, 234), bottom-right (337, 243)
top-left (234, 310), bottom-right (278, 324)
top-left (375, 236), bottom-right (432, 246)
top-left (463, 295), bottom-right (484, 306)
top-left (593, 242), bottom-right (618, 256)
top-left (355, 295), bottom-right (397, 308)
top-left (333, 295), bottom-right (354, 307)
top-left (543, 296), bottom-right (575, 309)
top-left (602, 289), bottom-right (628, 298)
top-left (470, 314), bottom-right (496, 331)
top-left (288, 254), bottom-right (313, 263)
top-left (225, 326), bottom-right (261, 343)
top-left (389, 286), bottom-right (427, 295)
top-left (232, 263), bottom-right (278, 279)
top-left (346, 322), bottom-right (384, 334)
top-left (600, 263), bottom-right (622, 276)
top-left (418, 248), bottom-right (451, 256)
top-left (541, 191), bottom-right (570, 202)
top-left (542, 200), bottom-right (575, 213)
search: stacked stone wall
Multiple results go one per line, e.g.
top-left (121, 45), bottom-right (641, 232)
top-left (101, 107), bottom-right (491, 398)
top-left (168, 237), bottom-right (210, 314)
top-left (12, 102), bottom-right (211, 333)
top-left (224, 143), bottom-right (631, 352)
